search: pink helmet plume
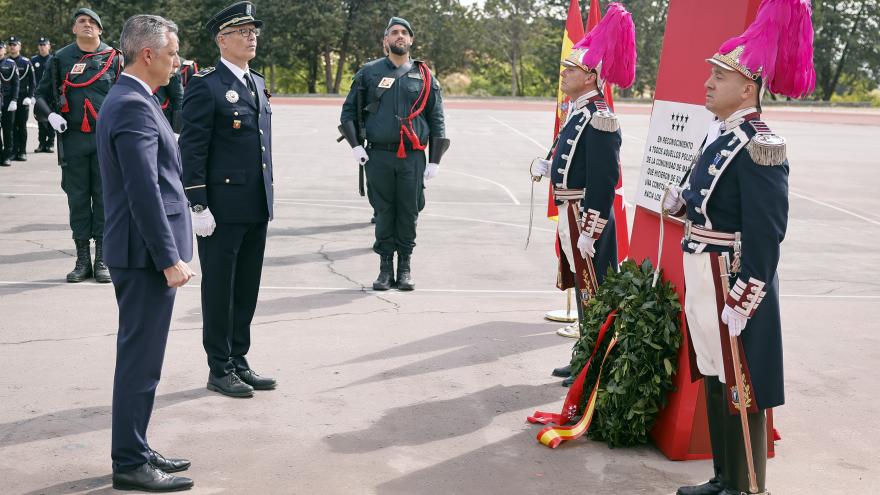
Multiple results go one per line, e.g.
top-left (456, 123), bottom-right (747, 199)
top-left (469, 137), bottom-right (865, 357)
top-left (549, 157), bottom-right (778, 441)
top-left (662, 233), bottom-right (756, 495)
top-left (571, 3), bottom-right (637, 89)
top-left (713, 0), bottom-right (816, 98)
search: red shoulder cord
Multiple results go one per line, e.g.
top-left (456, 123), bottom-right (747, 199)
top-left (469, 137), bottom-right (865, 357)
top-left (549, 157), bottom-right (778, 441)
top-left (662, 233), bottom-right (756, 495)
top-left (60, 48), bottom-right (118, 133)
top-left (396, 63), bottom-right (432, 159)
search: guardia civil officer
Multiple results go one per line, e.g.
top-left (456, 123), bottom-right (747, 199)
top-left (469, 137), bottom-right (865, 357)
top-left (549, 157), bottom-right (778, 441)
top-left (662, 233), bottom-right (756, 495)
top-left (153, 70), bottom-right (184, 132)
top-left (32, 37), bottom-right (55, 153)
top-left (35, 8), bottom-right (122, 283)
top-left (7, 37), bottom-right (37, 162)
top-left (0, 42), bottom-right (20, 167)
top-left (178, 57), bottom-right (198, 88)
top-left (340, 17), bottom-right (449, 291)
top-left (180, 1), bottom-right (276, 398)
top-left (530, 5), bottom-right (635, 386)
top-left (662, 1), bottom-right (815, 493)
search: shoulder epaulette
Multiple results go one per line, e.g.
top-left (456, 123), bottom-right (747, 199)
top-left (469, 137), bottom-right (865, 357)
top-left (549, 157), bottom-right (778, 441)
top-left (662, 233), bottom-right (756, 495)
top-left (588, 99), bottom-right (619, 132)
top-left (745, 120), bottom-right (786, 166)
top-left (194, 67), bottom-right (215, 77)
top-left (248, 68), bottom-right (264, 79)
top-left (182, 60), bottom-right (194, 66)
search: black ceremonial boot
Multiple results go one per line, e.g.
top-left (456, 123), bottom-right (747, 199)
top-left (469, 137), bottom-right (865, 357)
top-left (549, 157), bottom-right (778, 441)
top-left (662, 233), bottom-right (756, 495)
top-left (396, 254), bottom-right (414, 291)
top-left (66, 239), bottom-right (93, 283)
top-left (372, 255), bottom-right (395, 291)
top-left (93, 238), bottom-right (112, 283)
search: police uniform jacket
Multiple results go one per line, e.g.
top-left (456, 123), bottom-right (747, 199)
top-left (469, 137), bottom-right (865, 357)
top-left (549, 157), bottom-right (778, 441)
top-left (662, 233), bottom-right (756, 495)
top-left (180, 62), bottom-right (273, 223)
top-left (340, 57), bottom-right (445, 147)
top-left (31, 53), bottom-right (51, 84)
top-left (551, 91), bottom-right (621, 281)
top-left (676, 106), bottom-right (788, 410)
top-left (12, 55), bottom-right (36, 101)
top-left (0, 58), bottom-right (20, 107)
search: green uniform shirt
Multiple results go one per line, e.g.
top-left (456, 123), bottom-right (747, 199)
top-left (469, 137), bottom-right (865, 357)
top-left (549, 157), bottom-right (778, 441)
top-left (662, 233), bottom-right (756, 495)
top-left (341, 57), bottom-right (445, 146)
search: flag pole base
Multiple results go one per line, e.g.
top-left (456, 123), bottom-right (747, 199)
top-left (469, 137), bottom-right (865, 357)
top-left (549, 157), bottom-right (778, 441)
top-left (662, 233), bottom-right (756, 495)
top-left (545, 310), bottom-right (578, 323)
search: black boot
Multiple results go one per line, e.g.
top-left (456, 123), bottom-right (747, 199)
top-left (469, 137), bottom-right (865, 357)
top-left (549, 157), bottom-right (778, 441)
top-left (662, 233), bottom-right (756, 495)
top-left (93, 238), bottom-right (112, 283)
top-left (551, 364), bottom-right (571, 378)
top-left (372, 255), bottom-right (394, 291)
top-left (676, 378), bottom-right (729, 495)
top-left (396, 253), bottom-right (414, 291)
top-left (66, 240), bottom-right (93, 283)
top-left (12, 153), bottom-right (26, 161)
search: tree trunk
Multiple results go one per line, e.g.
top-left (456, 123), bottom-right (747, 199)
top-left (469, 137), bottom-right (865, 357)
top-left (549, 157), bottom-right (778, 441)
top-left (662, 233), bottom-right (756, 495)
top-left (510, 51), bottom-right (519, 97)
top-left (268, 64), bottom-right (276, 94)
top-left (334, 1), bottom-right (358, 93)
top-left (323, 46), bottom-right (334, 93)
top-left (823, 1), bottom-right (866, 101)
top-left (307, 52), bottom-right (318, 94)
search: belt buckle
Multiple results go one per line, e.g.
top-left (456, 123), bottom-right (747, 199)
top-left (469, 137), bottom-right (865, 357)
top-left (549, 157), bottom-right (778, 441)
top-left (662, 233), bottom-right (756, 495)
top-left (684, 220), bottom-right (692, 241)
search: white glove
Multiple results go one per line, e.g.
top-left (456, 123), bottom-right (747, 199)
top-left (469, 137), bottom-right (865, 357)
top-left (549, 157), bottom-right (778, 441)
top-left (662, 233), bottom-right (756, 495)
top-left (22, 97), bottom-right (33, 106)
top-left (577, 233), bottom-right (596, 258)
top-left (424, 163), bottom-right (439, 180)
top-left (721, 305), bottom-right (748, 337)
top-left (352, 145), bottom-right (369, 166)
top-left (48, 112), bottom-right (68, 133)
top-left (7, 100), bottom-right (17, 112)
top-left (662, 185), bottom-right (684, 213)
top-left (531, 158), bottom-right (551, 177)
top-left (191, 208), bottom-right (216, 237)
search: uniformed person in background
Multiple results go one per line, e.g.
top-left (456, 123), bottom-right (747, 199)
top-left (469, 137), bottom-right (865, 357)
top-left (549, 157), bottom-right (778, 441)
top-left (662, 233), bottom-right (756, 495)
top-left (180, 1), bottom-right (277, 398)
top-left (7, 37), bottom-right (37, 162)
top-left (340, 17), bottom-right (449, 291)
top-left (153, 70), bottom-right (184, 132)
top-left (178, 57), bottom-right (198, 88)
top-left (35, 7), bottom-right (122, 283)
top-left (32, 37), bottom-right (55, 153)
top-left (530, 4), bottom-right (636, 387)
top-left (663, 1), bottom-right (815, 493)
top-left (0, 42), bottom-right (20, 167)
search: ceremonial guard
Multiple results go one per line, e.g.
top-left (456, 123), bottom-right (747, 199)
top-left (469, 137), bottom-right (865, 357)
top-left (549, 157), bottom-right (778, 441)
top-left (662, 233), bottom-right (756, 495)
top-left (35, 7), bottom-right (122, 283)
top-left (663, 1), bottom-right (816, 493)
top-left (32, 37), bottom-right (55, 153)
top-left (530, 4), bottom-right (636, 386)
top-left (0, 42), bottom-right (20, 167)
top-left (340, 17), bottom-right (449, 291)
top-left (180, 1), bottom-right (277, 398)
top-left (7, 37), bottom-right (37, 162)
top-left (178, 58), bottom-right (198, 88)
top-left (154, 71), bottom-right (184, 132)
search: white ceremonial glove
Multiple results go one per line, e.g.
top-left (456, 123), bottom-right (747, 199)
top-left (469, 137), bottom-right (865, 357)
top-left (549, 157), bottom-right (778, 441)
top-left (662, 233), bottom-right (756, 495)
top-left (7, 100), bottom-right (17, 112)
top-left (22, 97), bottom-right (33, 106)
top-left (721, 305), bottom-right (748, 337)
top-left (424, 163), bottom-right (440, 181)
top-left (532, 158), bottom-right (551, 177)
top-left (352, 145), bottom-right (369, 166)
top-left (48, 112), bottom-right (68, 133)
top-left (191, 208), bottom-right (216, 237)
top-left (577, 233), bottom-right (596, 258)
top-left (662, 185), bottom-right (684, 213)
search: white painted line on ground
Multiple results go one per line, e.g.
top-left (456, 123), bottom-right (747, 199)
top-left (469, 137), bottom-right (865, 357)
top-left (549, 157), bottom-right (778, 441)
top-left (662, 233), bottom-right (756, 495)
top-left (0, 192), bottom-right (66, 197)
top-left (1, 280), bottom-right (878, 299)
top-left (488, 116), bottom-right (548, 152)
top-left (274, 199), bottom-right (556, 232)
top-left (790, 189), bottom-right (880, 227)
top-left (443, 169), bottom-right (521, 205)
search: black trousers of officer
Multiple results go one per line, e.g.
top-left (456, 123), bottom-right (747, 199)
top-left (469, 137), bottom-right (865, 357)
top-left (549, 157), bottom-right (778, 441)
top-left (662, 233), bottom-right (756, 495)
top-left (365, 147), bottom-right (425, 256)
top-left (61, 149), bottom-right (104, 240)
top-left (12, 102), bottom-right (29, 156)
top-left (1, 109), bottom-right (13, 159)
top-left (198, 221), bottom-right (267, 377)
top-left (38, 121), bottom-right (55, 149)
top-left (704, 376), bottom-right (767, 492)
top-left (110, 267), bottom-right (176, 473)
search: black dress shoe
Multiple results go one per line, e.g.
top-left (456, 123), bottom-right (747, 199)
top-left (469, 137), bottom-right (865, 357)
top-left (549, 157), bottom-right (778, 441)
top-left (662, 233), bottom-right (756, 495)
top-left (551, 364), bottom-right (571, 378)
top-left (46, 146), bottom-right (55, 153)
top-left (676, 477), bottom-right (725, 495)
top-left (237, 369), bottom-right (277, 390)
top-left (149, 449), bottom-right (191, 473)
top-left (112, 462), bottom-right (193, 492)
top-left (207, 372), bottom-right (254, 397)
top-left (12, 154), bottom-right (26, 161)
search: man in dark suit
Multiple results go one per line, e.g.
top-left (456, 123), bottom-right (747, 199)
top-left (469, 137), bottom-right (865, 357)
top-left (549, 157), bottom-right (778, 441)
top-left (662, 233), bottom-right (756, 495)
top-left (180, 1), bottom-right (276, 398)
top-left (97, 15), bottom-right (196, 492)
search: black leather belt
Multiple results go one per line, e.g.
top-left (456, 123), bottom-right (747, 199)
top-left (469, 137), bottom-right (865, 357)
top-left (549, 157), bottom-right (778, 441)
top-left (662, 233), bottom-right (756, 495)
top-left (367, 142), bottom-right (414, 152)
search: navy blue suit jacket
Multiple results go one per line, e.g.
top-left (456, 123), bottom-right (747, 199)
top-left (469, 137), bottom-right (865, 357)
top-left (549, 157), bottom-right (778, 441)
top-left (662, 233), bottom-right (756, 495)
top-left (97, 75), bottom-right (193, 270)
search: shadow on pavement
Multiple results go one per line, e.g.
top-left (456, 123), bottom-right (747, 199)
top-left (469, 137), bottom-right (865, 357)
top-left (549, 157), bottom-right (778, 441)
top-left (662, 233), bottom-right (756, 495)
top-left (0, 250), bottom-right (71, 265)
top-left (263, 246), bottom-right (373, 267)
top-left (19, 474), bottom-right (114, 495)
top-left (268, 222), bottom-right (370, 238)
top-left (4, 223), bottom-right (71, 234)
top-left (177, 289), bottom-right (373, 324)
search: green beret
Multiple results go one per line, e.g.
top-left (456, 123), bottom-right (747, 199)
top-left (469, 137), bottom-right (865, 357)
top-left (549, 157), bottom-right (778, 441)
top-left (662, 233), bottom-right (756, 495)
top-left (386, 17), bottom-right (413, 37)
top-left (73, 7), bottom-right (103, 30)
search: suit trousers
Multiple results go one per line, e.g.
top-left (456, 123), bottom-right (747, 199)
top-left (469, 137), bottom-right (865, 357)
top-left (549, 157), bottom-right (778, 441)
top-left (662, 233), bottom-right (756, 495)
top-left (61, 152), bottom-right (104, 240)
top-left (110, 267), bottom-right (176, 473)
top-left (198, 221), bottom-right (267, 377)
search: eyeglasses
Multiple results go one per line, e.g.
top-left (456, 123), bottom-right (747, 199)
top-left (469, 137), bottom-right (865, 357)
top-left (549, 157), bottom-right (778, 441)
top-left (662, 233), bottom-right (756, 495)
top-left (220, 27), bottom-right (260, 38)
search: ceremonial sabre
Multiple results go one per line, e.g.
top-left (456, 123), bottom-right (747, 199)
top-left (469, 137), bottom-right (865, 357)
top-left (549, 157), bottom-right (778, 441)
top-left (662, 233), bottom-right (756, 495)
top-left (525, 137), bottom-right (559, 250)
top-left (718, 256), bottom-right (760, 494)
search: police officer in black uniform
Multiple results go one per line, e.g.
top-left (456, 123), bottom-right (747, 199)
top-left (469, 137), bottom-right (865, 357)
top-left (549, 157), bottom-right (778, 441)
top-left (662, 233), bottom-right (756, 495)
top-left (0, 42), bottom-right (20, 167)
top-left (35, 8), bottom-right (121, 284)
top-left (7, 37), bottom-right (37, 161)
top-left (180, 1), bottom-right (277, 398)
top-left (340, 17), bottom-right (448, 291)
top-left (32, 37), bottom-right (55, 153)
